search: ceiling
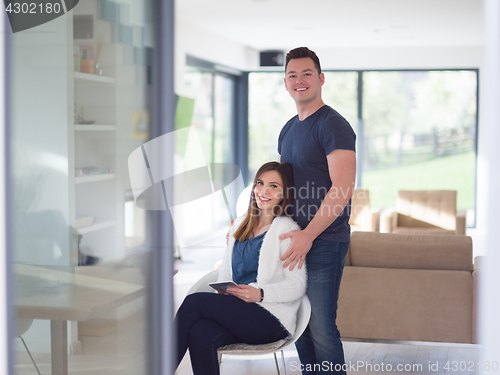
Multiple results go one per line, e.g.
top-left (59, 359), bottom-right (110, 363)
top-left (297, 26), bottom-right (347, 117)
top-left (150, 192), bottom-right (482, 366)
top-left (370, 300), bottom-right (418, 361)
top-left (176, 0), bottom-right (483, 51)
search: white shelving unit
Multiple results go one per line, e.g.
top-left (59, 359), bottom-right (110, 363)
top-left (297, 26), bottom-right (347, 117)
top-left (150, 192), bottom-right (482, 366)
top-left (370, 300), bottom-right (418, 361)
top-left (75, 124), bottom-right (115, 131)
top-left (75, 173), bottom-right (116, 184)
top-left (72, 14), bottom-right (118, 264)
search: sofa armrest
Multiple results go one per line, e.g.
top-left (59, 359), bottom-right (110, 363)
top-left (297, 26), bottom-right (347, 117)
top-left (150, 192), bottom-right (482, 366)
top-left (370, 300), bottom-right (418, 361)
top-left (379, 208), bottom-right (396, 233)
top-left (456, 210), bottom-right (467, 235)
top-left (472, 256), bottom-right (483, 344)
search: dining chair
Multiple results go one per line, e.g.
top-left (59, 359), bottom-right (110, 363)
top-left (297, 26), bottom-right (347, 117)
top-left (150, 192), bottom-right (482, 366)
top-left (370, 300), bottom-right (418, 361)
top-left (16, 319), bottom-right (42, 375)
top-left (187, 269), bottom-right (311, 375)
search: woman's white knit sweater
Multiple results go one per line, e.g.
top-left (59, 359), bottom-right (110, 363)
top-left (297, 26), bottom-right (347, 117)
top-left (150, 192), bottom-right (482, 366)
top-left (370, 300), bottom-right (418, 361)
top-left (217, 215), bottom-right (307, 335)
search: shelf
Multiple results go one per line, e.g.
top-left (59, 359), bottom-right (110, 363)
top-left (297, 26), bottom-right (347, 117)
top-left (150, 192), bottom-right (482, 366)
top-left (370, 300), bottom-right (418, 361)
top-left (74, 72), bottom-right (115, 84)
top-left (77, 220), bottom-right (116, 234)
top-left (75, 124), bottom-right (115, 132)
top-left (75, 173), bottom-right (115, 184)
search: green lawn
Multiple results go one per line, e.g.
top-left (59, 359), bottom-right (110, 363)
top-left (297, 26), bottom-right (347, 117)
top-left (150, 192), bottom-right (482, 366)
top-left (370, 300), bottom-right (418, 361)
top-left (361, 151), bottom-right (476, 210)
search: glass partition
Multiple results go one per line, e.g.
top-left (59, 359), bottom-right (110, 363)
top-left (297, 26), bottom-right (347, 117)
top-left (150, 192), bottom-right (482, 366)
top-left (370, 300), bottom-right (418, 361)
top-left (10, 1), bottom-right (155, 374)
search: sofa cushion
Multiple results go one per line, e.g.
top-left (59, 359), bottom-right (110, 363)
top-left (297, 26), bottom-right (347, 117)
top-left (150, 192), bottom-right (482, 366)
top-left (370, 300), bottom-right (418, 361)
top-left (348, 232), bottom-right (473, 272)
top-left (393, 227), bottom-right (455, 235)
top-left (337, 266), bottom-right (473, 343)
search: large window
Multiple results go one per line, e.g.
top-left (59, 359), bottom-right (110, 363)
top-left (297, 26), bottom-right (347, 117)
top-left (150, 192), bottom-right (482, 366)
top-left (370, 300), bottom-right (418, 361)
top-left (248, 73), bottom-right (296, 177)
top-left (362, 71), bottom-right (477, 222)
top-left (178, 64), bottom-right (238, 246)
top-left (249, 69), bottom-right (478, 225)
top-left (248, 71), bottom-right (358, 179)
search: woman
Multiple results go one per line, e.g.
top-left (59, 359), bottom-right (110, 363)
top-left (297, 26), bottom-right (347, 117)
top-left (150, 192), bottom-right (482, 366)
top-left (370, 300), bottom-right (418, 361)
top-left (175, 161), bottom-right (306, 375)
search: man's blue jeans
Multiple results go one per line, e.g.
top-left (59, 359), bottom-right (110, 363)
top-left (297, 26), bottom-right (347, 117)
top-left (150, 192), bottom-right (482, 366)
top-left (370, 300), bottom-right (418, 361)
top-left (295, 239), bottom-right (349, 375)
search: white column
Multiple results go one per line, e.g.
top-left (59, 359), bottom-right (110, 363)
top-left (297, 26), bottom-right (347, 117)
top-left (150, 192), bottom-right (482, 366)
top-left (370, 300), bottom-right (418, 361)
top-left (480, 0), bottom-right (500, 367)
top-left (0, 9), bottom-right (13, 375)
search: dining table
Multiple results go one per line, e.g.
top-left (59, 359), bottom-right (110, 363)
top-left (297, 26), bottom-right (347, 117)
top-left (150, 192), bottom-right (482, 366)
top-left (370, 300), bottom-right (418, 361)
top-left (15, 263), bottom-right (145, 375)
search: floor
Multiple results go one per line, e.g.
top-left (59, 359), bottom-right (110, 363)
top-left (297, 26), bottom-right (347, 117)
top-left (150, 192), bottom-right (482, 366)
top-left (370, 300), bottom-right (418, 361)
top-left (176, 341), bottom-right (480, 375)
top-left (14, 231), bottom-right (481, 375)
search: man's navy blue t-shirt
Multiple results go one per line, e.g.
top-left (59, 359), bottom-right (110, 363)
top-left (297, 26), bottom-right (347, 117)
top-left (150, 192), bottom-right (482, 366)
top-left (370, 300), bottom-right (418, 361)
top-left (278, 105), bottom-right (356, 242)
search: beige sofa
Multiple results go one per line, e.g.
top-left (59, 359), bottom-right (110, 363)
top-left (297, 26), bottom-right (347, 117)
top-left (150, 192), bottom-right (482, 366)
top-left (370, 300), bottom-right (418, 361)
top-left (337, 231), bottom-right (477, 343)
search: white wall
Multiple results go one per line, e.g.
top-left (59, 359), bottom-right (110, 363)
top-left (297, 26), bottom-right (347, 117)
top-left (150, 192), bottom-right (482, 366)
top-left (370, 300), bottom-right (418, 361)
top-left (174, 17), bottom-right (259, 93)
top-left (175, 21), bottom-right (483, 75)
top-left (479, 0), bottom-right (500, 361)
top-left (316, 45), bottom-right (483, 70)
top-left (0, 7), bottom-right (10, 375)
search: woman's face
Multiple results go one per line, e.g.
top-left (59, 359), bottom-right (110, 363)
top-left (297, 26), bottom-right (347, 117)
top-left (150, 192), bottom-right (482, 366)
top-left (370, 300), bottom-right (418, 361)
top-left (253, 170), bottom-right (284, 214)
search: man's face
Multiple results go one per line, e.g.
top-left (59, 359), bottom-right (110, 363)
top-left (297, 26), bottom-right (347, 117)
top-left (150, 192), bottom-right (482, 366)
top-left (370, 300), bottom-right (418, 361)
top-left (284, 57), bottom-right (325, 105)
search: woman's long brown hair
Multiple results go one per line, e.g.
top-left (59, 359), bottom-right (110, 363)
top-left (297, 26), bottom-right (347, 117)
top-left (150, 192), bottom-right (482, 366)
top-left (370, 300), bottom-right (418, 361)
top-left (233, 161), bottom-right (294, 242)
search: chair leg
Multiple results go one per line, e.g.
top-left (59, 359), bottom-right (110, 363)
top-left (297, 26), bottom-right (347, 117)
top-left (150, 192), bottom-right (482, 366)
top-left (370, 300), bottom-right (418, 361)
top-left (280, 350), bottom-right (287, 375)
top-left (273, 352), bottom-right (281, 375)
top-left (19, 336), bottom-right (42, 375)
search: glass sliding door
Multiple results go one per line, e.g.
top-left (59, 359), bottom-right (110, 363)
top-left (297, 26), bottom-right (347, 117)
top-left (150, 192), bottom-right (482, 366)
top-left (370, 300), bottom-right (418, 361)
top-left (214, 74), bottom-right (234, 166)
top-left (6, 0), bottom-right (170, 374)
top-left (213, 74), bottom-right (236, 222)
top-left (183, 68), bottom-right (215, 167)
top-left (177, 65), bottom-right (237, 247)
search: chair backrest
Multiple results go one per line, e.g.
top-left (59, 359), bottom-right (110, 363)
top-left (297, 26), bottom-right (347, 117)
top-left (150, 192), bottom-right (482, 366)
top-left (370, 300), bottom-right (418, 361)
top-left (236, 185), bottom-right (253, 217)
top-left (396, 190), bottom-right (457, 230)
top-left (16, 318), bottom-right (34, 337)
top-left (279, 294), bottom-right (311, 351)
top-left (187, 269), bottom-right (219, 295)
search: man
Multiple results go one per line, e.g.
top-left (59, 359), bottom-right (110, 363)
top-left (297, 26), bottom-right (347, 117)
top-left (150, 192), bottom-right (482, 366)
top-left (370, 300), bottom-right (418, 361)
top-left (278, 47), bottom-right (356, 375)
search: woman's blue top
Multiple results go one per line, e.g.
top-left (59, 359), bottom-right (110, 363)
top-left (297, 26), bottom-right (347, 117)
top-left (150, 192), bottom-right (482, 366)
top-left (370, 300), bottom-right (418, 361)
top-left (231, 231), bottom-right (267, 285)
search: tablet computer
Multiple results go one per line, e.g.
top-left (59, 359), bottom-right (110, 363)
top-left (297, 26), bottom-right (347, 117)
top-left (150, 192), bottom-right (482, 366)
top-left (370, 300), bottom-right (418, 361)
top-left (209, 281), bottom-right (239, 293)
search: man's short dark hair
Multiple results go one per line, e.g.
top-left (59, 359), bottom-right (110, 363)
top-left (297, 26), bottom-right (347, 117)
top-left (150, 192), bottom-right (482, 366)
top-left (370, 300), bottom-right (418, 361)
top-left (285, 47), bottom-right (322, 74)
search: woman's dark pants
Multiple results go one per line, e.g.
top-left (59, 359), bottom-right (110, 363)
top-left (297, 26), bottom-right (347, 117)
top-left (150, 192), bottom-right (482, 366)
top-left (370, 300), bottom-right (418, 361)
top-left (175, 292), bottom-right (289, 375)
